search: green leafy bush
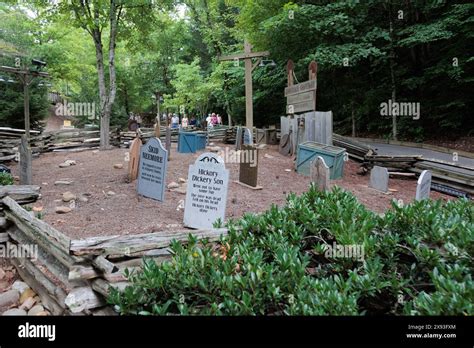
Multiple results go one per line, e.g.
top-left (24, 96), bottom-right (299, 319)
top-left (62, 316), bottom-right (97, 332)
top-left (109, 186), bottom-right (474, 315)
top-left (0, 172), bottom-right (14, 185)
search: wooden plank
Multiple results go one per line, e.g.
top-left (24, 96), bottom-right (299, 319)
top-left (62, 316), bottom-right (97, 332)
top-left (70, 228), bottom-right (228, 256)
top-left (92, 255), bottom-right (118, 274)
top-left (0, 185), bottom-right (40, 204)
top-left (2, 196), bottom-right (71, 252)
top-left (68, 265), bottom-right (101, 281)
top-left (91, 278), bottom-right (129, 297)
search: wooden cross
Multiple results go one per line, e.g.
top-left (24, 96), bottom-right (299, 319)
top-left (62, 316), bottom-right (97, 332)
top-left (219, 40), bottom-right (269, 130)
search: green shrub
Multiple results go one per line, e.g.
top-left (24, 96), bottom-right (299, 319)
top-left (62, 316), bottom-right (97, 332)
top-left (108, 186), bottom-right (474, 315)
top-left (0, 172), bottom-right (14, 185)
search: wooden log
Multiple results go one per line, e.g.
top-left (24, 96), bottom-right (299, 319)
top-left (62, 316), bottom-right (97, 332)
top-left (0, 216), bottom-right (9, 229)
top-left (7, 225), bottom-right (76, 288)
top-left (68, 265), bottom-right (101, 281)
top-left (0, 232), bottom-right (8, 243)
top-left (64, 286), bottom-right (105, 313)
top-left (91, 278), bottom-right (129, 297)
top-left (70, 228), bottom-right (228, 256)
top-left (10, 257), bottom-right (66, 315)
top-left (92, 255), bottom-right (118, 274)
top-left (0, 185), bottom-right (40, 204)
top-left (3, 196), bottom-right (70, 252)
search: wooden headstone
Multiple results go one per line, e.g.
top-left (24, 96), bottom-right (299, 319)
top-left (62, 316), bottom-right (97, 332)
top-left (137, 137), bottom-right (168, 202)
top-left (369, 166), bottom-right (389, 193)
top-left (128, 136), bottom-right (142, 182)
top-left (310, 156), bottom-right (329, 191)
top-left (415, 170), bottom-right (432, 201)
top-left (239, 145), bottom-right (259, 188)
top-left (235, 126), bottom-right (243, 150)
top-left (19, 135), bottom-right (32, 185)
top-left (165, 127), bottom-right (171, 161)
top-left (184, 153), bottom-right (229, 229)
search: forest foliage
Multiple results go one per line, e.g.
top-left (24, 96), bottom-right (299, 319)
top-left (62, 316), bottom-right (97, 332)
top-left (0, 1), bottom-right (472, 140)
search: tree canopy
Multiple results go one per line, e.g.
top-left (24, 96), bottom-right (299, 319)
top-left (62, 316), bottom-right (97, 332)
top-left (0, 0), bottom-right (472, 141)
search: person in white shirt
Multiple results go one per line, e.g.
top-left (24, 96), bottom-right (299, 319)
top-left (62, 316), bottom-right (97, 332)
top-left (171, 114), bottom-right (180, 128)
top-left (181, 114), bottom-right (189, 128)
top-left (206, 114), bottom-right (213, 128)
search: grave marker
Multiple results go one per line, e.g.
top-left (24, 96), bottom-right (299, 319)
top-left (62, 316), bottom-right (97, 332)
top-left (128, 136), bottom-right (142, 182)
top-left (415, 170), bottom-right (432, 200)
top-left (369, 166), bottom-right (389, 193)
top-left (238, 145), bottom-right (260, 188)
top-left (137, 137), bottom-right (168, 202)
top-left (165, 127), bottom-right (171, 161)
top-left (243, 127), bottom-right (253, 145)
top-left (184, 153), bottom-right (229, 229)
top-left (19, 135), bottom-right (32, 185)
top-left (235, 127), bottom-right (243, 150)
top-left (310, 156), bottom-right (329, 191)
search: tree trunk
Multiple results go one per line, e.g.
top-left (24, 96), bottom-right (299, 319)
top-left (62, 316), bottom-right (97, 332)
top-left (388, 2), bottom-right (397, 140)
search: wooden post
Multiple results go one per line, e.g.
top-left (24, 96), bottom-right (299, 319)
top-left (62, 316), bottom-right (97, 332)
top-left (287, 60), bottom-right (294, 87)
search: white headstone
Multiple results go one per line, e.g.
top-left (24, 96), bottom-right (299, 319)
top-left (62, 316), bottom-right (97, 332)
top-left (415, 170), bottom-right (432, 200)
top-left (243, 127), bottom-right (253, 145)
top-left (137, 137), bottom-right (168, 202)
top-left (310, 156), bottom-right (330, 191)
top-left (184, 153), bottom-right (229, 229)
top-left (369, 166), bottom-right (389, 193)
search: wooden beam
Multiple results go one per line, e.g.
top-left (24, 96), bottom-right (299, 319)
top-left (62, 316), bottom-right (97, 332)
top-left (70, 228), bottom-right (228, 256)
top-left (218, 51), bottom-right (269, 61)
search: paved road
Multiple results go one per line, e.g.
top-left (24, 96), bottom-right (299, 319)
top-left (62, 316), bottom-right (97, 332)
top-left (368, 142), bottom-right (474, 168)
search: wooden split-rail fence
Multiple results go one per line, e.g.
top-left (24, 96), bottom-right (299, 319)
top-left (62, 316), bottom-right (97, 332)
top-left (0, 188), bottom-right (228, 315)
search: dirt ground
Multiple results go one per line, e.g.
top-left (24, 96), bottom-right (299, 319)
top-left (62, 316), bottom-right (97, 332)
top-left (9, 143), bottom-right (452, 239)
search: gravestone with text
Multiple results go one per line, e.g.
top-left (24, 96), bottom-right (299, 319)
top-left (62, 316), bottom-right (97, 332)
top-left (19, 135), bottom-right (32, 185)
top-left (369, 166), bottom-right (389, 193)
top-left (184, 153), bottom-right (229, 229)
top-left (137, 138), bottom-right (168, 202)
top-left (310, 156), bottom-right (329, 191)
top-left (415, 170), bottom-right (432, 200)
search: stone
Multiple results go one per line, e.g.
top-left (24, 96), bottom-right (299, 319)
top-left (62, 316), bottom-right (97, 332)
top-left (0, 280), bottom-right (9, 291)
top-left (59, 159), bottom-right (76, 168)
top-left (310, 156), bottom-right (330, 192)
top-left (114, 163), bottom-right (124, 169)
top-left (19, 288), bottom-right (36, 304)
top-left (62, 191), bottom-right (76, 202)
top-left (19, 134), bottom-right (32, 185)
top-left (137, 137), bottom-right (168, 202)
top-left (0, 289), bottom-right (20, 308)
top-left (264, 153), bottom-right (274, 159)
top-left (107, 191), bottom-right (116, 196)
top-left (79, 196), bottom-right (89, 203)
top-left (369, 166), bottom-right (389, 193)
top-left (2, 308), bottom-right (26, 316)
top-left (184, 153), bottom-right (229, 229)
top-left (415, 170), bottom-right (432, 201)
top-left (178, 178), bottom-right (186, 184)
top-left (171, 187), bottom-right (187, 195)
top-left (55, 206), bottom-right (72, 214)
top-left (27, 304), bottom-right (44, 316)
top-left (92, 150), bottom-right (99, 154)
top-left (19, 297), bottom-right (36, 311)
top-left (11, 281), bottom-right (29, 294)
top-left (208, 146), bottom-right (221, 153)
top-left (34, 311), bottom-right (49, 316)
top-left (167, 182), bottom-right (180, 189)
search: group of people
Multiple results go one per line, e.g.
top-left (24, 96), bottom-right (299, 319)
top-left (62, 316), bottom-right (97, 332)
top-left (205, 113), bottom-right (222, 128)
